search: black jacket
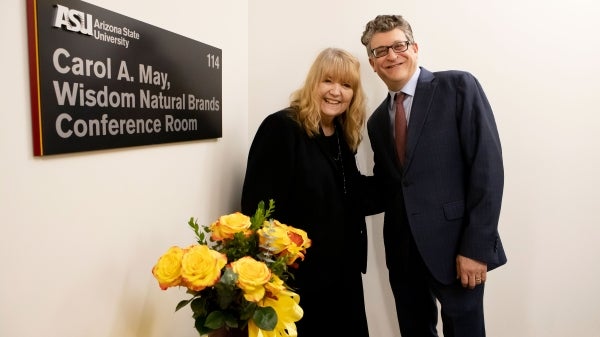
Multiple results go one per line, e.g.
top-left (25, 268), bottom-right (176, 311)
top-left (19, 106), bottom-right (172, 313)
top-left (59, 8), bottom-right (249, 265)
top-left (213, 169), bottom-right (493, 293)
top-left (241, 108), bottom-right (375, 337)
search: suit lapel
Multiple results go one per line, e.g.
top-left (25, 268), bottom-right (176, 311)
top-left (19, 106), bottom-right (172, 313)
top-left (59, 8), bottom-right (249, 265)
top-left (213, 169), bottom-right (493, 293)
top-left (374, 95), bottom-right (400, 165)
top-left (405, 68), bottom-right (437, 171)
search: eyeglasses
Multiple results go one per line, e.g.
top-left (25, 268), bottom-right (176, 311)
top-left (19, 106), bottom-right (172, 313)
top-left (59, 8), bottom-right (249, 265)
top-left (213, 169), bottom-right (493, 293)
top-left (371, 41), bottom-right (411, 58)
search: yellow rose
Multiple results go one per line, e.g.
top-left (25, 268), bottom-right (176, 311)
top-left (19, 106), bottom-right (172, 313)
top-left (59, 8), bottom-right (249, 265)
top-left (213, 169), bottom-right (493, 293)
top-left (230, 256), bottom-right (271, 302)
top-left (152, 246), bottom-right (185, 290)
top-left (180, 245), bottom-right (227, 291)
top-left (258, 220), bottom-right (312, 266)
top-left (209, 212), bottom-right (252, 241)
top-left (258, 220), bottom-right (291, 254)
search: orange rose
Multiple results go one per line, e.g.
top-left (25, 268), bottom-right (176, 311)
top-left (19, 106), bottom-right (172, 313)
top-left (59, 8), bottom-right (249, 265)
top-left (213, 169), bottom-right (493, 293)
top-left (284, 225), bottom-right (312, 265)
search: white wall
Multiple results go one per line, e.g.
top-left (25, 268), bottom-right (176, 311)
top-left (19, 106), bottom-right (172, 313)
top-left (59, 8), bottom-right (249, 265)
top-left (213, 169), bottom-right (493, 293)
top-left (0, 1), bottom-right (248, 337)
top-left (2, 1), bottom-right (600, 337)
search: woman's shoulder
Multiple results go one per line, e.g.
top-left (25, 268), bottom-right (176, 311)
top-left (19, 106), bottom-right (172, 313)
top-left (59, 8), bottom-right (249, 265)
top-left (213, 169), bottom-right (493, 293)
top-left (251, 108), bottom-right (303, 151)
top-left (260, 108), bottom-right (299, 130)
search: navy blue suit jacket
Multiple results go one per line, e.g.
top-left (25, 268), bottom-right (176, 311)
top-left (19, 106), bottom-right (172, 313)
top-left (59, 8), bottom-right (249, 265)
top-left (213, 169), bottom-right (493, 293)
top-left (367, 67), bottom-right (507, 284)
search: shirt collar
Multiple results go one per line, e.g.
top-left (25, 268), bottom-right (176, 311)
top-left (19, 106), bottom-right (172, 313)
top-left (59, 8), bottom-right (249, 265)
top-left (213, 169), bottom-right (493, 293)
top-left (388, 66), bottom-right (421, 103)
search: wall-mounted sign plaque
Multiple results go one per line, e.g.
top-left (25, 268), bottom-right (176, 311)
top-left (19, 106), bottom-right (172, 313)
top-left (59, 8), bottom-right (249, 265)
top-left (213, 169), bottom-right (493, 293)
top-left (27, 0), bottom-right (222, 156)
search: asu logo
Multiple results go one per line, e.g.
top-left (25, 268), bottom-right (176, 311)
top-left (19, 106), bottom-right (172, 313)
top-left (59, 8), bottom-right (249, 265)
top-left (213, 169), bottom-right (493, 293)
top-left (52, 4), bottom-right (93, 36)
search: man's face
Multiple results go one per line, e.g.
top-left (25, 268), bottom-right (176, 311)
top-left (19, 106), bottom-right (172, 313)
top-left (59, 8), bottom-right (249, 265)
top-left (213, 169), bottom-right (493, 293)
top-left (368, 28), bottom-right (419, 91)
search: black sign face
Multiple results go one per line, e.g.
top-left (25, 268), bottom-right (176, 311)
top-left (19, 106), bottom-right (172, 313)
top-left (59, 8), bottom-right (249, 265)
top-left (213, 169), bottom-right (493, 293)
top-left (27, 0), bottom-right (222, 156)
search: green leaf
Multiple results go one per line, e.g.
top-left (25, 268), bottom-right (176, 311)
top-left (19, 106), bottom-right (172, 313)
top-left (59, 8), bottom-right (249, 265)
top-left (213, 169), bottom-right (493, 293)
top-left (188, 217), bottom-right (207, 244)
top-left (218, 233), bottom-right (260, 262)
top-left (239, 301), bottom-right (257, 321)
top-left (249, 200), bottom-right (265, 231)
top-left (253, 306), bottom-right (277, 331)
top-left (214, 283), bottom-right (235, 309)
top-left (175, 299), bottom-right (191, 312)
top-left (248, 200), bottom-right (271, 230)
top-left (194, 316), bottom-right (211, 335)
top-left (265, 199), bottom-right (275, 219)
top-left (190, 297), bottom-right (208, 317)
top-left (266, 255), bottom-right (288, 279)
top-left (188, 217), bottom-right (199, 232)
top-left (223, 312), bottom-right (239, 329)
top-left (205, 311), bottom-right (226, 329)
top-left (214, 269), bottom-right (239, 309)
top-left (220, 268), bottom-right (238, 285)
top-left (249, 199), bottom-right (275, 231)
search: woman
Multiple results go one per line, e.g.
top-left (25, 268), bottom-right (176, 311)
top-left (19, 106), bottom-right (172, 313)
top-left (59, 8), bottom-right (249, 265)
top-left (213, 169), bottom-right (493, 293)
top-left (241, 48), bottom-right (378, 337)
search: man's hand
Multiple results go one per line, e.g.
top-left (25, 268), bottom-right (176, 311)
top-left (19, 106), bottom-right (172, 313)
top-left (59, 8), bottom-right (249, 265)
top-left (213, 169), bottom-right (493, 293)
top-left (456, 255), bottom-right (487, 289)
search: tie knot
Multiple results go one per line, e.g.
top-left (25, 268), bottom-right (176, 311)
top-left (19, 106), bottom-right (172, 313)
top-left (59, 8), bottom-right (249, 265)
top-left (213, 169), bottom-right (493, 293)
top-left (395, 92), bottom-right (405, 104)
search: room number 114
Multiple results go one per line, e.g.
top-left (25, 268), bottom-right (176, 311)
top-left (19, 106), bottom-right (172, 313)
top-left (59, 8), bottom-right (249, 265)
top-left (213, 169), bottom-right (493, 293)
top-left (207, 54), bottom-right (220, 69)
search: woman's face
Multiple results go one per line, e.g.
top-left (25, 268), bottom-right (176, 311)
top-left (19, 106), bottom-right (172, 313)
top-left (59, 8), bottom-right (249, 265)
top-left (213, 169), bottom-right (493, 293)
top-left (318, 77), bottom-right (353, 123)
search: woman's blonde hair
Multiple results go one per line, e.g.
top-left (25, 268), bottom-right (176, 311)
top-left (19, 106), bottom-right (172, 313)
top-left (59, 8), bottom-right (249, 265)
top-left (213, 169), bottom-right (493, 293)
top-left (289, 48), bottom-right (366, 152)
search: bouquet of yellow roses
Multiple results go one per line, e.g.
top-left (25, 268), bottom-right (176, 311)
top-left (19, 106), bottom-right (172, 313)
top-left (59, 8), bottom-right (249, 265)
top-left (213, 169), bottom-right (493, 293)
top-left (152, 200), bottom-right (311, 337)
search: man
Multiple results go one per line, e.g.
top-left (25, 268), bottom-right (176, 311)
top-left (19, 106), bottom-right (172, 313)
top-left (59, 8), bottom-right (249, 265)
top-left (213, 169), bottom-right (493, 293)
top-left (361, 15), bottom-right (506, 337)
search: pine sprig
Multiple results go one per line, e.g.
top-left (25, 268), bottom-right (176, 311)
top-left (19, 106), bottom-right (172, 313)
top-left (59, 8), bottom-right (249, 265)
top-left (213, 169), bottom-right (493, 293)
top-left (188, 217), bottom-right (207, 245)
top-left (249, 199), bottom-right (275, 231)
